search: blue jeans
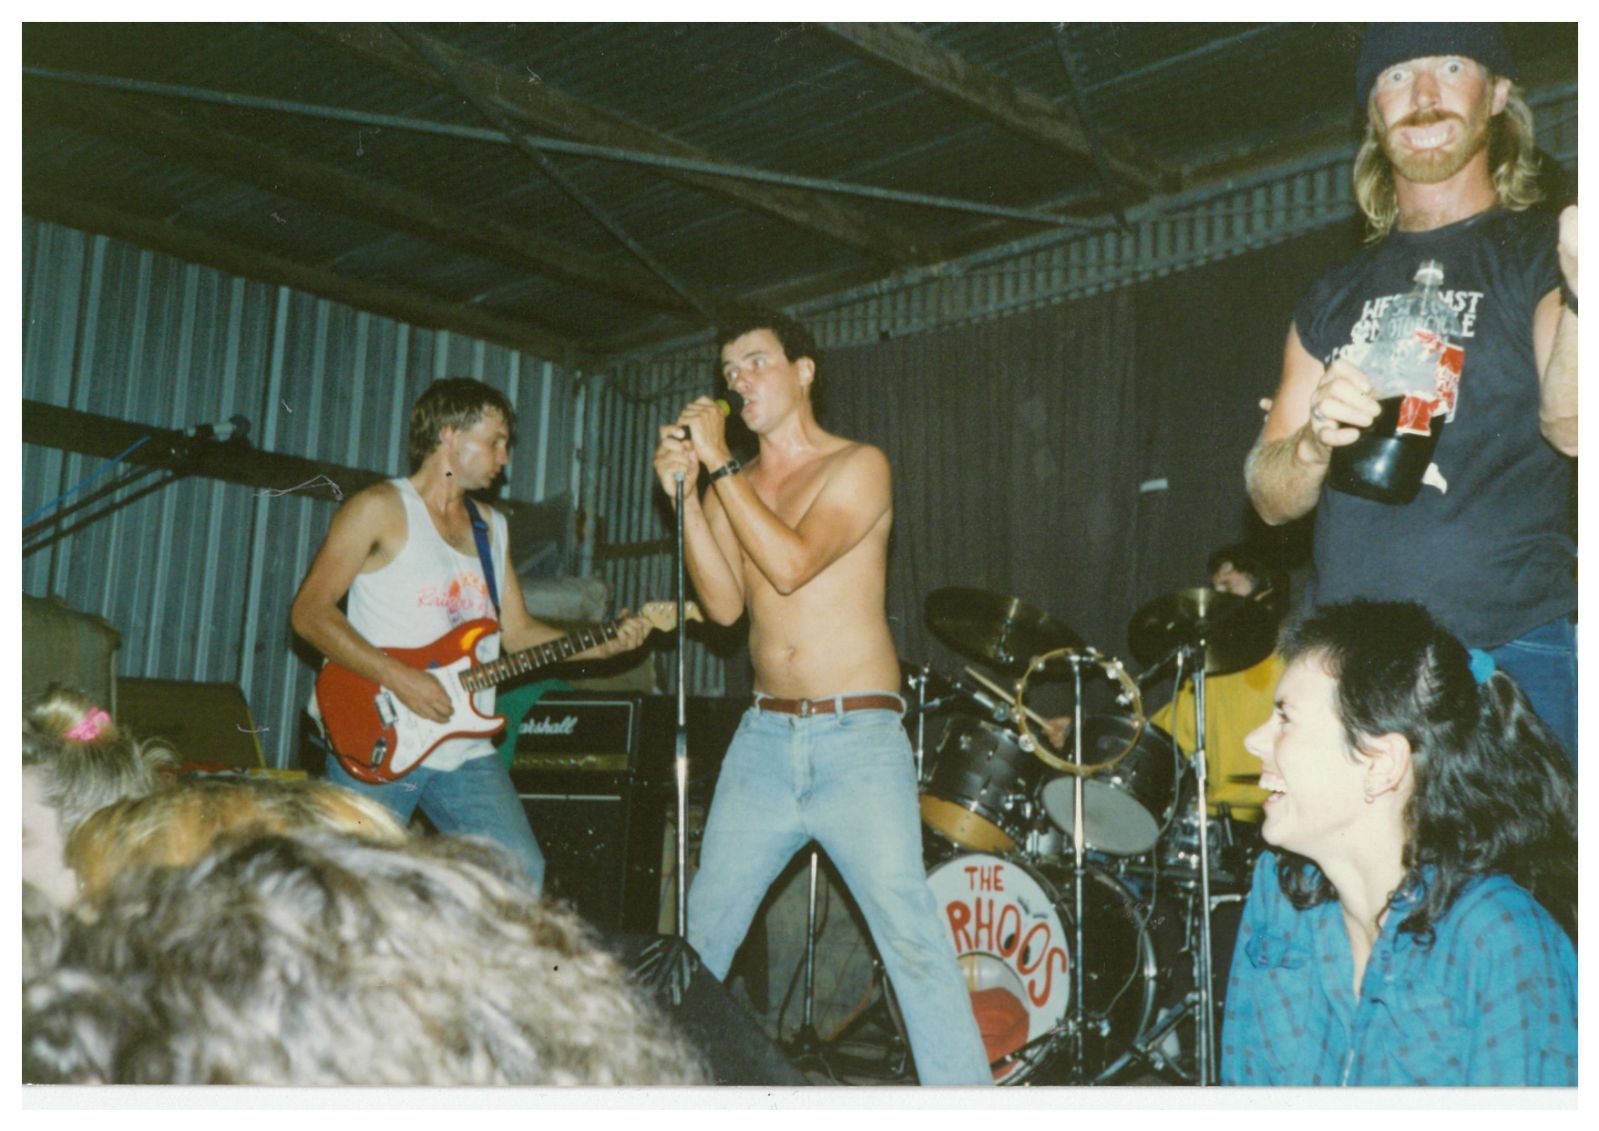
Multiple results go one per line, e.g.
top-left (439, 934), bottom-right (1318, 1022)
top-left (325, 751), bottom-right (546, 893)
top-left (1489, 616), bottom-right (1577, 768)
top-left (687, 699), bottom-right (992, 1086)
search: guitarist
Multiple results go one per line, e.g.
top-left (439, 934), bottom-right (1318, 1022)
top-left (654, 312), bottom-right (991, 1085)
top-left (292, 378), bottom-right (652, 893)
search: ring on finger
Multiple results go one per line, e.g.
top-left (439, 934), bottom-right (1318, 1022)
top-left (1309, 405), bottom-right (1329, 426)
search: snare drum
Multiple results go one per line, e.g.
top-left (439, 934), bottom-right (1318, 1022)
top-left (1040, 715), bottom-right (1180, 856)
top-left (920, 717), bottom-right (1042, 852)
top-left (925, 851), bottom-right (1156, 1084)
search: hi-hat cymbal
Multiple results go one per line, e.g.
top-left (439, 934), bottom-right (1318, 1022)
top-left (925, 587), bottom-right (1083, 673)
top-left (1127, 587), bottom-right (1276, 676)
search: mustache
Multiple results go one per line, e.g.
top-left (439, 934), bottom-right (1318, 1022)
top-left (1389, 108), bottom-right (1464, 131)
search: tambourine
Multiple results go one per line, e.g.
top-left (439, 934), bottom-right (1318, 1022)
top-left (1014, 646), bottom-right (1145, 775)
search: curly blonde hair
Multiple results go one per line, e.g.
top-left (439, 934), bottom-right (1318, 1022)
top-left (1354, 80), bottom-right (1543, 240)
top-left (28, 833), bottom-right (710, 1085)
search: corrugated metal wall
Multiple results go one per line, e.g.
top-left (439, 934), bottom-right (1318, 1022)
top-left (22, 218), bottom-right (582, 767)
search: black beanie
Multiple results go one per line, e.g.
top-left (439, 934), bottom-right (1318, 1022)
top-left (1356, 23), bottom-right (1515, 106)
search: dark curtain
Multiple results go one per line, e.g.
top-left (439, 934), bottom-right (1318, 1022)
top-left (822, 221), bottom-right (1363, 677)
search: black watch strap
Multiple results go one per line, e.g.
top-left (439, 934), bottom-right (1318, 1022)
top-left (708, 457), bottom-right (742, 484)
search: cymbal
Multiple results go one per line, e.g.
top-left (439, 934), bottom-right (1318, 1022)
top-left (1127, 587), bottom-right (1276, 676)
top-left (925, 588), bottom-right (1084, 673)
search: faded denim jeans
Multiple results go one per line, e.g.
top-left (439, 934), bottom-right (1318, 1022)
top-left (687, 697), bottom-right (992, 1085)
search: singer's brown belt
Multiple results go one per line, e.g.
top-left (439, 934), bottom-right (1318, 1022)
top-left (753, 693), bottom-right (904, 718)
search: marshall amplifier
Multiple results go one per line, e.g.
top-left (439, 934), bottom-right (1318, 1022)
top-left (511, 692), bottom-right (642, 932)
top-left (510, 692), bottom-right (640, 776)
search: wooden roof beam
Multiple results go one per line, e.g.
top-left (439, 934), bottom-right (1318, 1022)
top-left (24, 185), bottom-right (588, 363)
top-left (24, 82), bottom-right (692, 317)
top-left (820, 23), bottom-right (1175, 196)
top-left (297, 22), bottom-right (936, 266)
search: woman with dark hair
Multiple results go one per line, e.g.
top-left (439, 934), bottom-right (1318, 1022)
top-left (1221, 600), bottom-right (1575, 1086)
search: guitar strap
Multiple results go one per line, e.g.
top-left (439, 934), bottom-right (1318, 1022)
top-left (462, 497), bottom-right (500, 616)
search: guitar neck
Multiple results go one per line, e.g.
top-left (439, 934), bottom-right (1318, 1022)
top-left (460, 620), bottom-right (621, 693)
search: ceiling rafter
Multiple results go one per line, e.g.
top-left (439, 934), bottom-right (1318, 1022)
top-left (819, 22), bottom-right (1175, 197)
top-left (297, 23), bottom-right (938, 267)
top-left (23, 80), bottom-right (694, 318)
top-left (23, 184), bottom-right (586, 363)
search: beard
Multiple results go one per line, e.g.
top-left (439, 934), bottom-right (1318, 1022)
top-left (1377, 105), bottom-right (1493, 185)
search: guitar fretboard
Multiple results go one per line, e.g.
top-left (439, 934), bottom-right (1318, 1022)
top-left (459, 620), bottom-right (621, 693)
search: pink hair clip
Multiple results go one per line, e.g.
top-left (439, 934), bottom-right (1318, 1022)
top-left (65, 707), bottom-right (112, 743)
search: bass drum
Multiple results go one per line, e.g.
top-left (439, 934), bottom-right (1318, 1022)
top-left (925, 852), bottom-right (1156, 1084)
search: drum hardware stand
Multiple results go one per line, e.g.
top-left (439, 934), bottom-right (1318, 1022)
top-left (1103, 882), bottom-right (1246, 1083)
top-left (783, 854), bottom-right (913, 1081)
top-left (908, 664), bottom-right (930, 780)
top-left (783, 846), bottom-right (827, 1058)
top-left (1178, 639), bottom-right (1219, 1086)
top-left (1040, 651), bottom-right (1091, 1084)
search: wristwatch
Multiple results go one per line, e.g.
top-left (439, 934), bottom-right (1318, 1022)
top-left (1560, 280), bottom-right (1577, 316)
top-left (707, 457), bottom-right (742, 484)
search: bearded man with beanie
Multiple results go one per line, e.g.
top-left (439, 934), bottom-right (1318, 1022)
top-left (1245, 23), bottom-right (1578, 761)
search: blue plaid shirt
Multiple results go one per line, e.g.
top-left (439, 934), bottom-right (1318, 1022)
top-left (1221, 852), bottom-right (1576, 1086)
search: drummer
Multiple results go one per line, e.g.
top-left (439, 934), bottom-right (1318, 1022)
top-left (1222, 600), bottom-right (1576, 1085)
top-left (1150, 544), bottom-right (1284, 830)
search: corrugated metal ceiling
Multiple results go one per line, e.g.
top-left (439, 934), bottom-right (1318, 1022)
top-left (22, 22), bottom-right (1578, 362)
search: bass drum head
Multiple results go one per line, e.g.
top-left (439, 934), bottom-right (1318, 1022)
top-left (926, 852), bottom-right (1156, 1084)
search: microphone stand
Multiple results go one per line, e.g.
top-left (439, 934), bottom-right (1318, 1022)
top-left (672, 471), bottom-right (690, 937)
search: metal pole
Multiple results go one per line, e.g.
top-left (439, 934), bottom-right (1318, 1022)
top-left (673, 471), bottom-right (689, 936)
top-left (1071, 655), bottom-right (1087, 1081)
top-left (803, 849), bottom-right (820, 1033)
top-left (21, 66), bottom-right (1087, 229)
top-left (1191, 651), bottom-right (1217, 1085)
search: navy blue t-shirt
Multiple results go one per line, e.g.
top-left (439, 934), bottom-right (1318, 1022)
top-left (1294, 208), bottom-right (1574, 648)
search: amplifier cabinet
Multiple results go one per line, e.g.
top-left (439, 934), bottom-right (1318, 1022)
top-left (516, 790), bottom-right (633, 933)
top-left (510, 693), bottom-right (752, 934)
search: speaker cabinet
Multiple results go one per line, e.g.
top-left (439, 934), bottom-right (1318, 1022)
top-left (518, 791), bottom-right (633, 932)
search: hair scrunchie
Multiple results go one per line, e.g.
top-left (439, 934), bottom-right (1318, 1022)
top-left (1467, 648), bottom-right (1497, 686)
top-left (64, 707), bottom-right (112, 743)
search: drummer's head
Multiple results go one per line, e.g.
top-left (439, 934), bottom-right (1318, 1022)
top-left (1254, 600), bottom-right (1574, 938)
top-left (1208, 543), bottom-right (1287, 619)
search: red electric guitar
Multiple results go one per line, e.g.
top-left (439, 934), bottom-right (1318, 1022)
top-left (316, 601), bottom-right (700, 784)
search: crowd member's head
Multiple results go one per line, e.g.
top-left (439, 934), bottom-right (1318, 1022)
top-left (66, 776), bottom-right (408, 902)
top-left (1352, 23), bottom-right (1542, 238)
top-left (407, 377), bottom-right (516, 474)
top-left (23, 688), bottom-right (173, 905)
top-left (1207, 542), bottom-right (1289, 621)
top-left (25, 832), bottom-right (708, 1086)
top-left (1246, 600), bottom-right (1576, 941)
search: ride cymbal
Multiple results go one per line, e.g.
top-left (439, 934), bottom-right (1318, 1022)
top-left (1127, 587), bottom-right (1275, 676)
top-left (925, 587), bottom-right (1083, 673)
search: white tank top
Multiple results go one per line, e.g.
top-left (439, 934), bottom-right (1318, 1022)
top-left (343, 477), bottom-right (508, 771)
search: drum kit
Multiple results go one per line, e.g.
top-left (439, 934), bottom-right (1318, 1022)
top-left (899, 584), bottom-right (1275, 1086)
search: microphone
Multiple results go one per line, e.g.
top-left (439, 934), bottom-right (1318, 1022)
top-left (184, 415), bottom-right (251, 444)
top-left (676, 398), bottom-right (731, 441)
